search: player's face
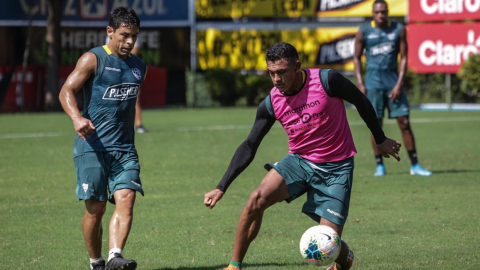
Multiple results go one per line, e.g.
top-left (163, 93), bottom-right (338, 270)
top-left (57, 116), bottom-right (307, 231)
top-left (267, 58), bottom-right (300, 93)
top-left (106, 24), bottom-right (139, 58)
top-left (372, 3), bottom-right (388, 27)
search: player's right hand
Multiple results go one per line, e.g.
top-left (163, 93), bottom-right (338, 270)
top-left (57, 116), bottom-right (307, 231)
top-left (204, 188), bottom-right (224, 210)
top-left (377, 137), bottom-right (401, 161)
top-left (72, 116), bottom-right (96, 140)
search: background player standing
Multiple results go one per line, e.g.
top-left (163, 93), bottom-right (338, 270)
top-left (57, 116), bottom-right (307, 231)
top-left (59, 7), bottom-right (146, 270)
top-left (353, 0), bottom-right (432, 176)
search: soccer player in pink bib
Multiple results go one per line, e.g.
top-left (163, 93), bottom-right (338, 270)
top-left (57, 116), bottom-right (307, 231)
top-left (204, 42), bottom-right (401, 270)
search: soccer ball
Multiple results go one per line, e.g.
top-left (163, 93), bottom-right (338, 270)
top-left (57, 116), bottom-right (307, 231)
top-left (299, 225), bottom-right (341, 266)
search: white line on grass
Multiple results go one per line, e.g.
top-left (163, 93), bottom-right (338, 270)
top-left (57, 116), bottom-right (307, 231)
top-left (176, 115), bottom-right (480, 132)
top-left (1, 116), bottom-right (479, 138)
top-left (0, 132), bottom-right (64, 139)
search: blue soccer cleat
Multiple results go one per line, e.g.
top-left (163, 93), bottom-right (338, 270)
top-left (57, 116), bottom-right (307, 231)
top-left (410, 164), bottom-right (432, 176)
top-left (374, 164), bottom-right (386, 176)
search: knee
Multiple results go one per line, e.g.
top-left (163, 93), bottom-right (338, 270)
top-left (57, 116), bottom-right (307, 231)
top-left (114, 189), bottom-right (136, 208)
top-left (85, 201), bottom-right (106, 217)
top-left (397, 117), bottom-right (411, 131)
top-left (245, 189), bottom-right (268, 213)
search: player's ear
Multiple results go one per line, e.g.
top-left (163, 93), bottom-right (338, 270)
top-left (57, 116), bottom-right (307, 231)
top-left (106, 26), bottom-right (114, 39)
top-left (295, 60), bottom-right (301, 71)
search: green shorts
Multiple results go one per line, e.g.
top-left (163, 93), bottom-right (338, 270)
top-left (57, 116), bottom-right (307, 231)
top-left (74, 151), bottom-right (144, 204)
top-left (265, 154), bottom-right (354, 226)
top-left (367, 88), bottom-right (410, 119)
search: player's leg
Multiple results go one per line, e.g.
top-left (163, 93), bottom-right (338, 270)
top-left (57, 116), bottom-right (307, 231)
top-left (135, 96), bottom-right (148, 133)
top-left (366, 89), bottom-right (387, 176)
top-left (304, 157), bottom-right (354, 270)
top-left (229, 169), bottom-right (290, 267)
top-left (389, 89), bottom-right (432, 176)
top-left (321, 219), bottom-right (353, 270)
top-left (75, 152), bottom-right (110, 269)
top-left (83, 200), bottom-right (107, 269)
top-left (106, 151), bottom-right (143, 270)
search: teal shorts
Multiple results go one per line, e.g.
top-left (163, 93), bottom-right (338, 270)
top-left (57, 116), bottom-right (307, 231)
top-left (367, 88), bottom-right (410, 119)
top-left (265, 154), bottom-right (354, 226)
top-left (74, 151), bottom-right (144, 204)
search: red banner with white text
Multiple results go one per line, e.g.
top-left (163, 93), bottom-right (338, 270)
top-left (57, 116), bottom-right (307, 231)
top-left (409, 0), bottom-right (480, 23)
top-left (408, 23), bottom-right (480, 73)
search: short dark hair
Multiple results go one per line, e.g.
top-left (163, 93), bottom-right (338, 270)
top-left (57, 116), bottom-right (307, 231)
top-left (373, 0), bottom-right (388, 8)
top-left (109, 7), bottom-right (140, 31)
top-left (266, 42), bottom-right (299, 64)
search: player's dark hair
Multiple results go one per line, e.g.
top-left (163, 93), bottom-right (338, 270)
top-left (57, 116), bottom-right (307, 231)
top-left (373, 0), bottom-right (388, 8)
top-left (266, 42), bottom-right (299, 64)
top-left (109, 6), bottom-right (140, 31)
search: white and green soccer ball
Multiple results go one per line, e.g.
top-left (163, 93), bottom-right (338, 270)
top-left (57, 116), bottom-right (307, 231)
top-left (299, 225), bottom-right (341, 266)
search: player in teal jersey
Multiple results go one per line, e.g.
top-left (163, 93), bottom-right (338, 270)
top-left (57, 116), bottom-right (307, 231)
top-left (353, 0), bottom-right (432, 177)
top-left (59, 7), bottom-right (146, 270)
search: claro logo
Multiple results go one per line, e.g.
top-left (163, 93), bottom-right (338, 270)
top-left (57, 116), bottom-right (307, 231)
top-left (418, 30), bottom-right (480, 66)
top-left (421, 0), bottom-right (480, 14)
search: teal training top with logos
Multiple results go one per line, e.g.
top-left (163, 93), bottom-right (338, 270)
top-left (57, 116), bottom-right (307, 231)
top-left (360, 20), bottom-right (403, 90)
top-left (74, 45), bottom-right (147, 157)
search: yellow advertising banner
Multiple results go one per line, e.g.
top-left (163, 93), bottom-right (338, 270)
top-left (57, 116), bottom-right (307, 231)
top-left (197, 27), bottom-right (359, 70)
top-left (196, 0), bottom-right (406, 18)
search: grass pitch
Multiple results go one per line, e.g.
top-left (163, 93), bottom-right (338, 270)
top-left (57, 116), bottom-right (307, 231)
top-left (0, 108), bottom-right (479, 270)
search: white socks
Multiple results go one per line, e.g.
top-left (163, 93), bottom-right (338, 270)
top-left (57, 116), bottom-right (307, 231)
top-left (108, 248), bottom-right (123, 262)
top-left (90, 256), bottom-right (104, 269)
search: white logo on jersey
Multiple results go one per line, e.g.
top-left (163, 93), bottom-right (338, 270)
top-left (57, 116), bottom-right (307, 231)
top-left (370, 42), bottom-right (395, 56)
top-left (132, 68), bottom-right (142, 80)
top-left (388, 33), bottom-right (395, 40)
top-left (105, 67), bottom-right (121, 72)
top-left (103, 83), bottom-right (139, 101)
top-left (82, 183), bottom-right (88, 193)
top-left (367, 33), bottom-right (379, 39)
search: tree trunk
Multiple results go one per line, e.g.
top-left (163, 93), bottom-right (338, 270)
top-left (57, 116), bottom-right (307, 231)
top-left (44, 0), bottom-right (63, 111)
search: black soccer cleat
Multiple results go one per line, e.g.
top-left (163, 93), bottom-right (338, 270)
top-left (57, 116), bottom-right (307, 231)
top-left (106, 253), bottom-right (137, 270)
top-left (91, 259), bottom-right (106, 270)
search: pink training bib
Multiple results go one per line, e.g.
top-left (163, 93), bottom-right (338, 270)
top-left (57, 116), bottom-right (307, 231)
top-left (269, 69), bottom-right (357, 163)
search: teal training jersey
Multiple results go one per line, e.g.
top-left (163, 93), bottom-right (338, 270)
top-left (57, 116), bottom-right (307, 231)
top-left (74, 45), bottom-right (147, 157)
top-left (360, 20), bottom-right (404, 90)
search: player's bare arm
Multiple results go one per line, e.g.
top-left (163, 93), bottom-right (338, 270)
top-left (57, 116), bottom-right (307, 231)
top-left (390, 27), bottom-right (408, 102)
top-left (59, 52), bottom-right (97, 140)
top-left (353, 30), bottom-right (366, 95)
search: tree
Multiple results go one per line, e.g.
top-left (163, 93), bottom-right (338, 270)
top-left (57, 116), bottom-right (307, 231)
top-left (44, 0), bottom-right (63, 111)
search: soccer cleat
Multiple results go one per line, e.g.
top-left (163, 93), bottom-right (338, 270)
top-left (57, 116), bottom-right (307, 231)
top-left (106, 253), bottom-right (137, 270)
top-left (374, 164), bottom-right (386, 176)
top-left (91, 259), bottom-right (106, 270)
top-left (136, 125), bottom-right (148, 133)
top-left (327, 249), bottom-right (354, 270)
top-left (410, 163), bottom-right (432, 176)
top-left (223, 264), bottom-right (242, 270)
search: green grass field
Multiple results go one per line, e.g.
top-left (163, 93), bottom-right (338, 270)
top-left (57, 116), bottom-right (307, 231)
top-left (1, 108), bottom-right (480, 270)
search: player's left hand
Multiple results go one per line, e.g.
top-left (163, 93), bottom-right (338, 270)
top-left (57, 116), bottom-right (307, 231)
top-left (204, 188), bottom-right (224, 210)
top-left (377, 137), bottom-right (401, 161)
top-left (389, 85), bottom-right (402, 103)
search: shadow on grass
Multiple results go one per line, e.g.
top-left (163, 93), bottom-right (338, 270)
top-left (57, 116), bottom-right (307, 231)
top-left (153, 262), bottom-right (306, 270)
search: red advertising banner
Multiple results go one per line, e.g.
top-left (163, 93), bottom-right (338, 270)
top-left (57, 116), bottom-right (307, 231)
top-left (408, 23), bottom-right (480, 73)
top-left (409, 0), bottom-right (480, 22)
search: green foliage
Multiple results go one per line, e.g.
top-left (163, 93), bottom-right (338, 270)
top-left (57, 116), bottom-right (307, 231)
top-left (204, 69), bottom-right (243, 106)
top-left (1, 109), bottom-right (480, 269)
top-left (458, 54), bottom-right (480, 102)
top-left (404, 69), bottom-right (465, 103)
top-left (238, 73), bottom-right (273, 106)
top-left (203, 69), bottom-right (273, 107)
